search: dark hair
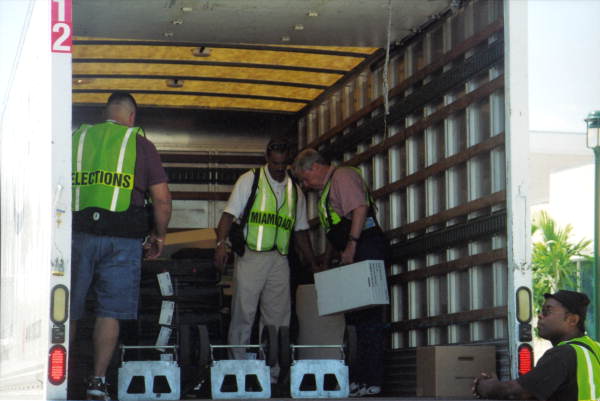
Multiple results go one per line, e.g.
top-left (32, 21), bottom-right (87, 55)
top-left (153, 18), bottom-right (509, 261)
top-left (107, 91), bottom-right (137, 111)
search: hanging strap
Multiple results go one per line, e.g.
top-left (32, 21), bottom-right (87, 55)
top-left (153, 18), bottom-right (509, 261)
top-left (240, 168), bottom-right (259, 229)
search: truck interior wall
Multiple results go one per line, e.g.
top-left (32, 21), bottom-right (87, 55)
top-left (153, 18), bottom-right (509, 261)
top-left (73, 107), bottom-right (296, 229)
top-left (1, 1), bottom-right (72, 399)
top-left (296, 0), bottom-right (509, 395)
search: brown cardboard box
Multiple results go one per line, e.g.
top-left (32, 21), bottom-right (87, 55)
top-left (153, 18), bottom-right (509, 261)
top-left (163, 228), bottom-right (217, 257)
top-left (416, 345), bottom-right (496, 397)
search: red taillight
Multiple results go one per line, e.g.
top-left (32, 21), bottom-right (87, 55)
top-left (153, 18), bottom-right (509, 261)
top-left (518, 343), bottom-right (533, 375)
top-left (48, 345), bottom-right (66, 385)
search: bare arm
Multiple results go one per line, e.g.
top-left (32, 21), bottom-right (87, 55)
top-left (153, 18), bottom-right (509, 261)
top-left (213, 212), bottom-right (235, 271)
top-left (339, 204), bottom-right (368, 265)
top-left (145, 182), bottom-right (172, 259)
top-left (473, 373), bottom-right (535, 400)
top-left (293, 230), bottom-right (318, 272)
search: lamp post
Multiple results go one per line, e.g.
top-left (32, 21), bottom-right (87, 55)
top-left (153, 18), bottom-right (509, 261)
top-left (585, 110), bottom-right (600, 339)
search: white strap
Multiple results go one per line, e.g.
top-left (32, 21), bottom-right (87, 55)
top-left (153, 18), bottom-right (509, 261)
top-left (256, 169), bottom-right (268, 249)
top-left (109, 127), bottom-right (134, 211)
top-left (74, 127), bottom-right (89, 211)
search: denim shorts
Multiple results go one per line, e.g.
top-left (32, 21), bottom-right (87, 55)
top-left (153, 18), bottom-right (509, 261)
top-left (71, 231), bottom-right (143, 320)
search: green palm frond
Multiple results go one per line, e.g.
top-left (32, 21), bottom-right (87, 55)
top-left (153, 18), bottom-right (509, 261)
top-left (531, 211), bottom-right (592, 314)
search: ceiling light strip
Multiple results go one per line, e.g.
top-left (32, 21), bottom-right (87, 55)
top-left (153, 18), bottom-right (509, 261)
top-left (73, 58), bottom-right (347, 75)
top-left (73, 40), bottom-right (374, 58)
top-left (72, 89), bottom-right (309, 103)
top-left (72, 74), bottom-right (328, 90)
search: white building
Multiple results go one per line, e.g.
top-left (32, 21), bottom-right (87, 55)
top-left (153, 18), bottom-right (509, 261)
top-left (529, 130), bottom-right (594, 246)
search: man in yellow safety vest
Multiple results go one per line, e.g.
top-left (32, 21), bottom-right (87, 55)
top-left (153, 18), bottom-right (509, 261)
top-left (474, 290), bottom-right (600, 401)
top-left (71, 92), bottom-right (172, 400)
top-left (214, 137), bottom-right (317, 386)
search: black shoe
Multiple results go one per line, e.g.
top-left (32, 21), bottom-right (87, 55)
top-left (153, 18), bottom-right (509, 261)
top-left (271, 382), bottom-right (290, 398)
top-left (86, 377), bottom-right (110, 400)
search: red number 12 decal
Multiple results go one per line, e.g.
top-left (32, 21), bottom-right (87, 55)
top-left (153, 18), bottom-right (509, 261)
top-left (51, 0), bottom-right (72, 53)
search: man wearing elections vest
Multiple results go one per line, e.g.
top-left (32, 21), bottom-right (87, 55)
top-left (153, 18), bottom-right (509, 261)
top-left (474, 290), bottom-right (600, 401)
top-left (293, 148), bottom-right (388, 397)
top-left (214, 137), bottom-right (317, 385)
top-left (71, 92), bottom-right (172, 400)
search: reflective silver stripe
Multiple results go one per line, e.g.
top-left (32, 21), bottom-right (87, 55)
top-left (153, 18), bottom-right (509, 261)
top-left (74, 127), bottom-right (89, 211)
top-left (578, 345), bottom-right (597, 399)
top-left (256, 169), bottom-right (268, 250)
top-left (286, 178), bottom-right (293, 216)
top-left (110, 127), bottom-right (134, 211)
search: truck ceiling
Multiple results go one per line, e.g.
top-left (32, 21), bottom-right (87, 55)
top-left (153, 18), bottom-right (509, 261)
top-left (72, 0), bottom-right (452, 114)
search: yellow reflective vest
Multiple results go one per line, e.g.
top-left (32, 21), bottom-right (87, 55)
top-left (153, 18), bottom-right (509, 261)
top-left (72, 121), bottom-right (139, 212)
top-left (318, 166), bottom-right (374, 232)
top-left (245, 167), bottom-right (297, 255)
top-left (559, 335), bottom-right (600, 401)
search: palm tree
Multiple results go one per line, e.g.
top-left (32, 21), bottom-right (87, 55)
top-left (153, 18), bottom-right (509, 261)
top-left (531, 211), bottom-right (592, 313)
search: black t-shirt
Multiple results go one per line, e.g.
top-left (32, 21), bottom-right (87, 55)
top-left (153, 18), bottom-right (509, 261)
top-left (518, 344), bottom-right (577, 401)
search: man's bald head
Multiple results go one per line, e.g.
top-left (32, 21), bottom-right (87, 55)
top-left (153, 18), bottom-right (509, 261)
top-left (105, 92), bottom-right (137, 127)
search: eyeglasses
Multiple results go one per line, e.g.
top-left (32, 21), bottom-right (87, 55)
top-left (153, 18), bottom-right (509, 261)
top-left (540, 306), bottom-right (570, 317)
top-left (268, 143), bottom-right (290, 152)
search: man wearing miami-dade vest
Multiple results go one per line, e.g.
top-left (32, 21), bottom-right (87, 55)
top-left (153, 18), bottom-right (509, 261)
top-left (71, 92), bottom-right (172, 400)
top-left (293, 148), bottom-right (387, 397)
top-left (474, 290), bottom-right (600, 401)
top-left (214, 137), bottom-right (317, 383)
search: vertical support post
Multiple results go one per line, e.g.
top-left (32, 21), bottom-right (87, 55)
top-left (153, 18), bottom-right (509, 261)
top-left (592, 147), bottom-right (600, 340)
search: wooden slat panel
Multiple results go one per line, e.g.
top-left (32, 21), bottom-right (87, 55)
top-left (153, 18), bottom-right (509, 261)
top-left (171, 191), bottom-right (229, 201)
top-left (391, 306), bottom-right (507, 331)
top-left (346, 76), bottom-right (504, 167)
top-left (387, 191), bottom-right (506, 237)
top-left (389, 249), bottom-right (507, 283)
top-left (372, 132), bottom-right (505, 199)
top-left (161, 154), bottom-right (263, 165)
top-left (305, 19), bottom-right (504, 149)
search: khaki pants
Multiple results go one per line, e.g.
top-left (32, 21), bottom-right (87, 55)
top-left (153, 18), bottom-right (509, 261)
top-left (228, 247), bottom-right (290, 366)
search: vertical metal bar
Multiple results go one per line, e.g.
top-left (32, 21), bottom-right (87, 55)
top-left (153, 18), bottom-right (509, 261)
top-left (593, 147), bottom-right (600, 339)
top-left (504, 0), bottom-right (531, 378)
top-left (493, 235), bottom-right (508, 339)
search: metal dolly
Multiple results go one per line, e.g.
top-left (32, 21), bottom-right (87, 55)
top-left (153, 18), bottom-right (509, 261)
top-left (195, 324), bottom-right (278, 399)
top-left (117, 345), bottom-right (181, 401)
top-left (279, 325), bottom-right (357, 399)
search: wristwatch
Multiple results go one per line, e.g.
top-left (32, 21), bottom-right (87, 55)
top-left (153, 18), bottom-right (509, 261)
top-left (348, 234), bottom-right (360, 242)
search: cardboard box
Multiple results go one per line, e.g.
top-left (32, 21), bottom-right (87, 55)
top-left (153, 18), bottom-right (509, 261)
top-left (163, 228), bottom-right (217, 257)
top-left (314, 260), bottom-right (389, 316)
top-left (416, 345), bottom-right (496, 397)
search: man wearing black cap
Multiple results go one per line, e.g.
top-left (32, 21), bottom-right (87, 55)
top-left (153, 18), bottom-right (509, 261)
top-left (214, 136), bottom-right (317, 385)
top-left (473, 290), bottom-right (600, 401)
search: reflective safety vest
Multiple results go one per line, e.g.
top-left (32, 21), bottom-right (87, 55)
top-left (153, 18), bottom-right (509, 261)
top-left (318, 167), bottom-right (374, 232)
top-left (559, 335), bottom-right (600, 401)
top-left (72, 121), bottom-right (139, 212)
top-left (245, 167), bottom-right (297, 255)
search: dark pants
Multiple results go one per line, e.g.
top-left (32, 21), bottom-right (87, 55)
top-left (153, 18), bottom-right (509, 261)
top-left (346, 229), bottom-right (387, 386)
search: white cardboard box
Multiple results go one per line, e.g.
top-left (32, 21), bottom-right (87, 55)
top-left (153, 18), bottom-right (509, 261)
top-left (314, 260), bottom-right (389, 316)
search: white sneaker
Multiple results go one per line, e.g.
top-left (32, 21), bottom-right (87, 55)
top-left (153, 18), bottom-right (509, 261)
top-left (350, 384), bottom-right (381, 397)
top-left (349, 383), bottom-right (365, 397)
top-left (365, 385), bottom-right (381, 396)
